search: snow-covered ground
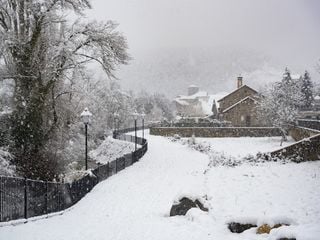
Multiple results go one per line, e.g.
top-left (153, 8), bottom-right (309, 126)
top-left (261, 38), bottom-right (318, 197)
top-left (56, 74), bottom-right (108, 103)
top-left (189, 136), bottom-right (295, 158)
top-left (1, 131), bottom-right (319, 240)
top-left (89, 137), bottom-right (136, 164)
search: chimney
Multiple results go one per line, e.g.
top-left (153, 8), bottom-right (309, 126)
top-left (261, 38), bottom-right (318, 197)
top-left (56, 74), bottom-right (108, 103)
top-left (237, 76), bottom-right (243, 88)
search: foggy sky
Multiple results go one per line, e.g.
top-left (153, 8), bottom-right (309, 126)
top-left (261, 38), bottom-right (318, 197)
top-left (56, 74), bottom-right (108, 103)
top-left (87, 0), bottom-right (320, 65)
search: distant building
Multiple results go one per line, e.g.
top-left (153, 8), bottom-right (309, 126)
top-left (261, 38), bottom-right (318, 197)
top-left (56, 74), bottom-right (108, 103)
top-left (217, 76), bottom-right (261, 127)
top-left (174, 85), bottom-right (217, 118)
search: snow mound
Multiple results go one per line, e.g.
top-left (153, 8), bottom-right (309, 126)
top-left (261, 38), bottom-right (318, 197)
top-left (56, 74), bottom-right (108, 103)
top-left (89, 137), bottom-right (135, 164)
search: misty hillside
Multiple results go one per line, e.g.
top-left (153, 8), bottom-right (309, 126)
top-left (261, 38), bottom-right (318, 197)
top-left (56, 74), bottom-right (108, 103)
top-left (118, 47), bottom-right (283, 98)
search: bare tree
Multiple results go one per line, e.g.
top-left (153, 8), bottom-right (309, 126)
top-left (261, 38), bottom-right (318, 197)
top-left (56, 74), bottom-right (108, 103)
top-left (257, 68), bottom-right (304, 145)
top-left (0, 0), bottom-right (129, 179)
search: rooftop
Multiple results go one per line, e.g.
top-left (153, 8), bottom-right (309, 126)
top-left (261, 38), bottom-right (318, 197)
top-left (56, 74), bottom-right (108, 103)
top-left (217, 85), bottom-right (257, 102)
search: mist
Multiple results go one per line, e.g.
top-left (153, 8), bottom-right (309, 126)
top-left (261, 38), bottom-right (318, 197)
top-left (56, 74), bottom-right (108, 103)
top-left (87, 0), bottom-right (320, 96)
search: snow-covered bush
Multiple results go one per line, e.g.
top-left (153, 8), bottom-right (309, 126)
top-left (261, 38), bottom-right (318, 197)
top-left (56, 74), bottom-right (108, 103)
top-left (0, 147), bottom-right (15, 176)
top-left (89, 137), bottom-right (135, 164)
top-left (188, 134), bottom-right (196, 145)
top-left (257, 68), bottom-right (304, 138)
top-left (63, 162), bottom-right (92, 183)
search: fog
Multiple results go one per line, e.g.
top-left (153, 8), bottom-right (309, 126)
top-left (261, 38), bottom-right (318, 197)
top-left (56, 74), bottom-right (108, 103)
top-left (86, 0), bottom-right (320, 96)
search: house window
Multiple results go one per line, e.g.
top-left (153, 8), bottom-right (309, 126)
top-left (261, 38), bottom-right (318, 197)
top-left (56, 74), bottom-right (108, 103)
top-left (241, 115), bottom-right (245, 121)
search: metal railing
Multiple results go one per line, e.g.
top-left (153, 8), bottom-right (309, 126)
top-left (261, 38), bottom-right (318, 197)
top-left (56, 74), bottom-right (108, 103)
top-left (0, 128), bottom-right (148, 223)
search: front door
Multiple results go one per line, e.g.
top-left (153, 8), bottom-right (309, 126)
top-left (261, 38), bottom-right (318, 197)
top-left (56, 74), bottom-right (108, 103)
top-left (245, 115), bottom-right (251, 127)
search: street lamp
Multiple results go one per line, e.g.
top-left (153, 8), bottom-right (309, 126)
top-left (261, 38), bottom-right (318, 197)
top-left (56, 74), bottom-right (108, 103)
top-left (113, 112), bottom-right (120, 139)
top-left (114, 112), bottom-right (120, 131)
top-left (132, 112), bottom-right (138, 151)
top-left (141, 112), bottom-right (146, 139)
top-left (81, 107), bottom-right (92, 170)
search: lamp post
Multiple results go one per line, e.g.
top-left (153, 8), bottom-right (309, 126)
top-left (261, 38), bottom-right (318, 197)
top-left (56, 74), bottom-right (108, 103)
top-left (114, 113), bottom-right (120, 131)
top-left (81, 108), bottom-right (92, 170)
top-left (114, 112), bottom-right (120, 138)
top-left (141, 112), bottom-right (146, 139)
top-left (133, 112), bottom-right (138, 151)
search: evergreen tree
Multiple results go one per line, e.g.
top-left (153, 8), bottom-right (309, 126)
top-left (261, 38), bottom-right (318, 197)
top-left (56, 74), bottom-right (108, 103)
top-left (282, 67), bottom-right (292, 84)
top-left (301, 71), bottom-right (314, 110)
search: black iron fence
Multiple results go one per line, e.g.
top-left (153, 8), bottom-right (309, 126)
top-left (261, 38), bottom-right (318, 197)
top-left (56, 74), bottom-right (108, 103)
top-left (0, 128), bottom-right (148, 223)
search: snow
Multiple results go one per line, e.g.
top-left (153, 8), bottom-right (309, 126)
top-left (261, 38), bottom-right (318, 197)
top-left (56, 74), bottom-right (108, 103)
top-left (89, 137), bottom-right (135, 164)
top-left (174, 99), bottom-right (189, 106)
top-left (201, 93), bottom-right (227, 114)
top-left (0, 148), bottom-right (15, 176)
top-left (193, 136), bottom-right (295, 158)
top-left (80, 108), bottom-right (93, 117)
top-left (1, 131), bottom-right (319, 240)
top-left (175, 91), bottom-right (208, 100)
top-left (291, 74), bottom-right (302, 80)
top-left (175, 91), bottom-right (227, 116)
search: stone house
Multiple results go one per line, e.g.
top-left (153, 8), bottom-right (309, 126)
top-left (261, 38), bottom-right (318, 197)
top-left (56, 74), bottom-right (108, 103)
top-left (217, 76), bottom-right (261, 127)
top-left (174, 85), bottom-right (214, 117)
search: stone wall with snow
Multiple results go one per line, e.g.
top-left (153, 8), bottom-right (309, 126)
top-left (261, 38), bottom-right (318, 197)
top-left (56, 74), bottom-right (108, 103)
top-left (150, 127), bottom-right (282, 138)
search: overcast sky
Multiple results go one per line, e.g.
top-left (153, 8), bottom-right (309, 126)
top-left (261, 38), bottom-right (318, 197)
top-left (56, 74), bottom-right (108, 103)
top-left (86, 0), bottom-right (320, 66)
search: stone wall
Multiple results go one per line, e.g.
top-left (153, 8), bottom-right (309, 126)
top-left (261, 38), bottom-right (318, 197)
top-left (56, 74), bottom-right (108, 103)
top-left (288, 126), bottom-right (320, 141)
top-left (270, 133), bottom-right (320, 162)
top-left (223, 98), bottom-right (260, 127)
top-left (150, 127), bottom-right (282, 138)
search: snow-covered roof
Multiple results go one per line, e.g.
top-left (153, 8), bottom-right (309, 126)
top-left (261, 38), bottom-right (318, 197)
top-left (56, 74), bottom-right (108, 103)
top-left (174, 99), bottom-right (190, 106)
top-left (200, 93), bottom-right (227, 115)
top-left (291, 74), bottom-right (302, 80)
top-left (175, 92), bottom-right (228, 116)
top-left (217, 85), bottom-right (257, 102)
top-left (177, 91), bottom-right (208, 100)
top-left (222, 96), bottom-right (258, 113)
top-left (314, 95), bottom-right (320, 100)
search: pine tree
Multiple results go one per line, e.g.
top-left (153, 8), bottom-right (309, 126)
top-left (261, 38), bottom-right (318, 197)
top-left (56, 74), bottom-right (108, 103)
top-left (282, 67), bottom-right (292, 84)
top-left (301, 71), bottom-right (314, 110)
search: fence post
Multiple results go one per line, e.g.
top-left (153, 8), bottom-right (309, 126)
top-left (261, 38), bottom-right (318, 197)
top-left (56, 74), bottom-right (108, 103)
top-left (132, 151), bottom-right (135, 164)
top-left (24, 178), bottom-right (28, 219)
top-left (0, 176), bottom-right (2, 222)
top-left (57, 183), bottom-right (60, 211)
top-left (115, 159), bottom-right (118, 173)
top-left (107, 162), bottom-right (110, 177)
top-left (45, 181), bottom-right (48, 215)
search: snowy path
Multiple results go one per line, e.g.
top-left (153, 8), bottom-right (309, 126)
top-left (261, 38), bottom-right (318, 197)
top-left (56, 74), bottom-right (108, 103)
top-left (1, 132), bottom-right (320, 240)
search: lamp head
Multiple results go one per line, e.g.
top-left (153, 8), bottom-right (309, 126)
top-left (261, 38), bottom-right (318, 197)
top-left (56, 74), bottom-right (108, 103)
top-left (132, 112), bottom-right (139, 120)
top-left (81, 107), bottom-right (92, 124)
